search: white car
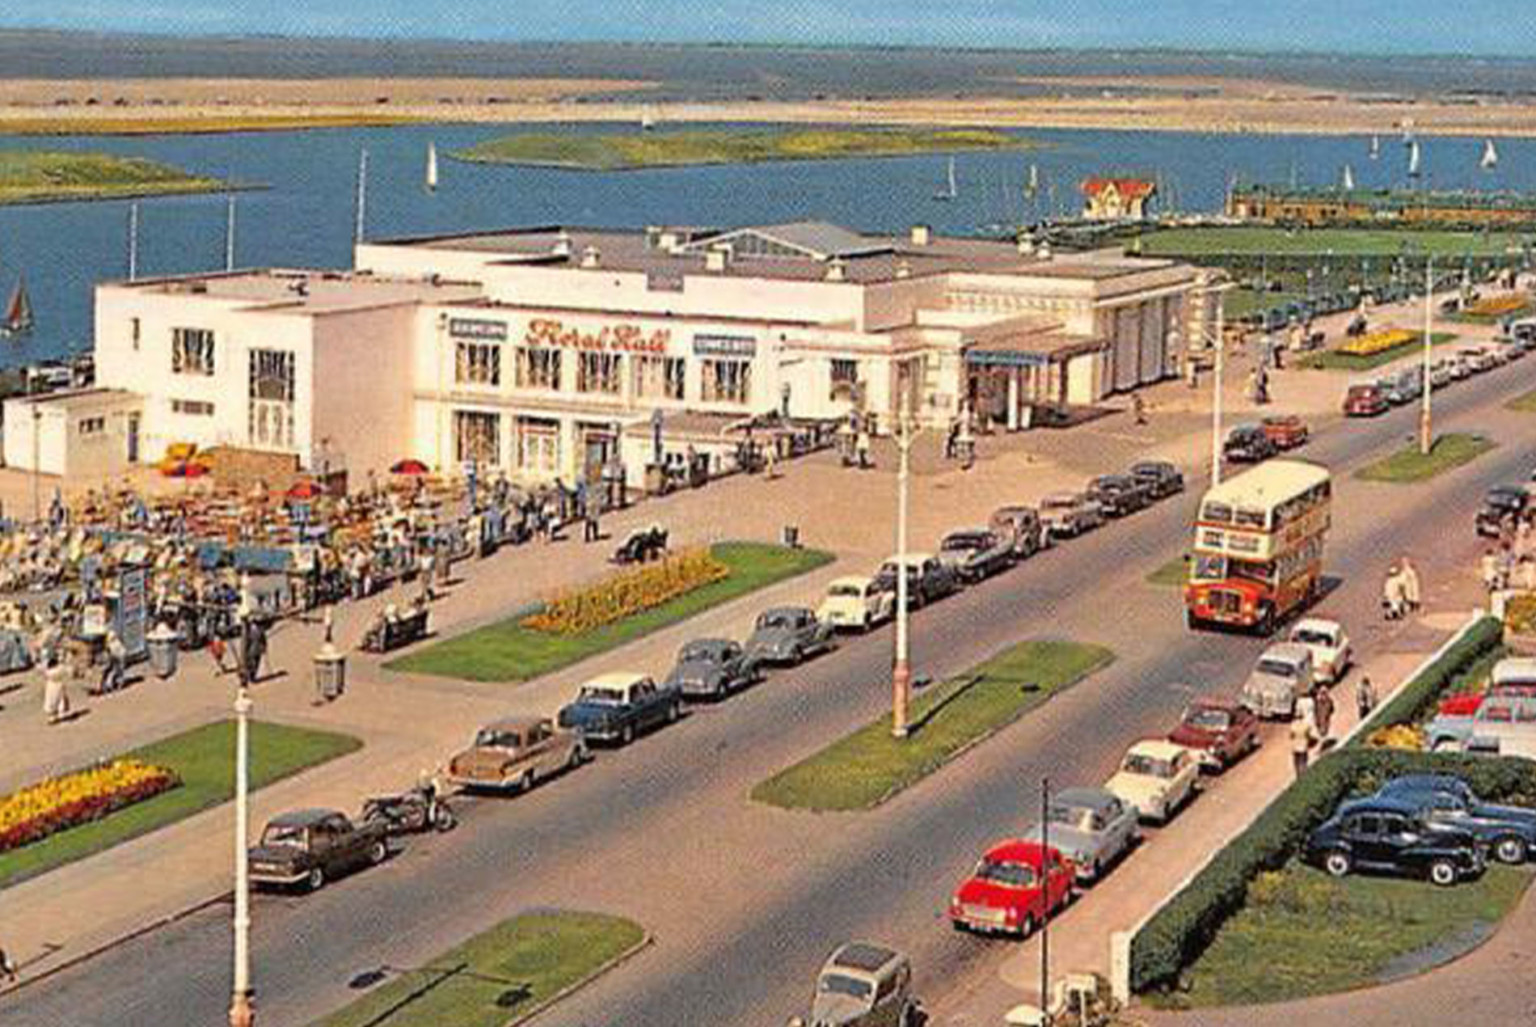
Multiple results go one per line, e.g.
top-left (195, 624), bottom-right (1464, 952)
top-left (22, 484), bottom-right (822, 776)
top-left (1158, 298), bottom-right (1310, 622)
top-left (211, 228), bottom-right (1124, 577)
top-left (817, 575), bottom-right (895, 632)
top-left (1104, 740), bottom-right (1200, 824)
top-left (1289, 617), bottom-right (1352, 684)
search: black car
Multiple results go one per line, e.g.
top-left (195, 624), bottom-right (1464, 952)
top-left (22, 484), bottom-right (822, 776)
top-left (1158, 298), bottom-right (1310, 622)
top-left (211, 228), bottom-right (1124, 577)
top-left (1375, 774), bottom-right (1536, 865)
top-left (664, 638), bottom-right (761, 702)
top-left (247, 809), bottom-right (391, 892)
top-left (1223, 425), bottom-right (1277, 464)
top-left (1304, 796), bottom-right (1485, 886)
top-left (1129, 460), bottom-right (1185, 500)
top-left (1476, 485), bottom-right (1528, 537)
top-left (874, 554), bottom-right (961, 608)
top-left (1085, 474), bottom-right (1151, 518)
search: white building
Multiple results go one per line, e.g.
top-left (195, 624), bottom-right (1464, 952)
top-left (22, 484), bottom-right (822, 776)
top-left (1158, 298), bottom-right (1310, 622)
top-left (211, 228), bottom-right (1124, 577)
top-left (58, 221), bottom-right (1209, 487)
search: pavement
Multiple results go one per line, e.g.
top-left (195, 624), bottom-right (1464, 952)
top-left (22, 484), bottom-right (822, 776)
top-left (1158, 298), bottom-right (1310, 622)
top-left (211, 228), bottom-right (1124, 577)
top-left (0, 285), bottom-right (1526, 1027)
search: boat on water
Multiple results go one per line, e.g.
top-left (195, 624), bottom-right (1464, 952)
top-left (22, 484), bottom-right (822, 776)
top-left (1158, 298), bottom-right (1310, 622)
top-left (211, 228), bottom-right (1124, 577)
top-left (640, 105), bottom-right (658, 131)
top-left (1482, 138), bottom-right (1499, 170)
top-left (1342, 164), bottom-right (1355, 190)
top-left (3, 276), bottom-right (33, 337)
top-left (1369, 134), bottom-right (1381, 160)
top-left (425, 141), bottom-right (439, 193)
top-left (933, 157), bottom-right (957, 202)
top-left (1407, 140), bottom-right (1422, 179)
top-left (1025, 162), bottom-right (1039, 197)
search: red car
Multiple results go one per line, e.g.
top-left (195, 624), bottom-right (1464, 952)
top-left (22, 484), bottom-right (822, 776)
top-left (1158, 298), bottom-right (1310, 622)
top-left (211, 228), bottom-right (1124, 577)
top-left (1343, 384), bottom-right (1388, 417)
top-left (1167, 696), bottom-right (1259, 771)
top-left (948, 839), bottom-right (1074, 938)
top-left (1261, 414), bottom-right (1310, 450)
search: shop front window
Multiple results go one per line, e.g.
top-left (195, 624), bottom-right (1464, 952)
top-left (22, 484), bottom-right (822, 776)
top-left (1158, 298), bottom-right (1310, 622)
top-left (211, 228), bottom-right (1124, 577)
top-left (632, 355), bottom-right (686, 400)
top-left (701, 358), bottom-right (752, 404)
top-left (248, 349), bottom-right (295, 450)
top-left (577, 352), bottom-right (623, 394)
top-left (454, 410), bottom-right (500, 465)
top-left (516, 418), bottom-right (561, 475)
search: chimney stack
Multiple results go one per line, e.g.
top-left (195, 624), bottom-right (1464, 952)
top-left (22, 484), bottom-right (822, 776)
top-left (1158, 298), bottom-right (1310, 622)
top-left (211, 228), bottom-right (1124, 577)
top-left (825, 258), bottom-right (847, 282)
top-left (552, 230), bottom-right (573, 258)
top-left (579, 245), bottom-right (601, 268)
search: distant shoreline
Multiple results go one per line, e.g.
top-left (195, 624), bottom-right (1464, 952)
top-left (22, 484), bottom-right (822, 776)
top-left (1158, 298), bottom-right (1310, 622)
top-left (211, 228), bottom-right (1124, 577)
top-left (0, 180), bottom-right (266, 207)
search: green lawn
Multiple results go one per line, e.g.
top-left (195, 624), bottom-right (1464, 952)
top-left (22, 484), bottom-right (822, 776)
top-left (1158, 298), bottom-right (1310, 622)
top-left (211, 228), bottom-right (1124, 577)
top-left (452, 128), bottom-right (1034, 170)
top-left (1136, 226), bottom-right (1525, 259)
top-left (387, 542), bottom-right (834, 683)
top-left (312, 911), bottom-right (645, 1027)
top-left (1507, 388), bottom-right (1536, 412)
top-left (0, 150), bottom-right (227, 204)
top-left (1355, 432), bottom-right (1497, 483)
top-left (752, 640), bottom-right (1114, 812)
top-left (0, 720), bottom-right (360, 889)
top-left (1298, 331), bottom-right (1457, 371)
top-left (1169, 862), bottom-right (1533, 1008)
top-left (1147, 554), bottom-right (1190, 587)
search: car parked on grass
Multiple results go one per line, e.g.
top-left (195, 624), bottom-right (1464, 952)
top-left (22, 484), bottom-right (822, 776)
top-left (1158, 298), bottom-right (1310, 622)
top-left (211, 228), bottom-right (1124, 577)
top-left (948, 839), bottom-right (1074, 937)
top-left (1426, 695), bottom-right (1536, 758)
top-left (790, 942), bottom-right (917, 1027)
top-left (1167, 696), bottom-right (1259, 771)
top-left (1086, 474), bottom-right (1152, 518)
top-left (447, 715), bottom-right (586, 792)
top-left (1475, 484), bottom-right (1528, 537)
top-left (1223, 425), bottom-right (1278, 465)
top-left (1288, 617), bottom-right (1353, 684)
top-left (1240, 643), bottom-right (1316, 719)
top-left (1104, 740), bottom-right (1200, 824)
top-left (663, 638), bottom-right (761, 700)
top-left (937, 528), bottom-right (1014, 583)
top-left (745, 606), bottom-right (835, 665)
top-left (1260, 415), bottom-right (1310, 451)
top-left (1019, 787), bottom-right (1139, 883)
top-left (988, 505), bottom-right (1046, 559)
top-left (1129, 460), bottom-right (1185, 500)
top-left (1304, 796), bottom-right (1486, 886)
top-left (874, 554), bottom-right (961, 608)
top-left (1343, 383), bottom-right (1390, 417)
top-left (1038, 491), bottom-right (1105, 539)
top-left (556, 672), bottom-right (682, 745)
top-left (247, 808), bottom-right (389, 892)
top-left (1375, 774), bottom-right (1536, 864)
top-left (818, 576), bottom-right (896, 633)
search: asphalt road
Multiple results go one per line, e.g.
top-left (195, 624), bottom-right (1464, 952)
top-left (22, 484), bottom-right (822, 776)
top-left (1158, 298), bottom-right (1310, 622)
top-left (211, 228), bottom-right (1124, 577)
top-left (9, 363), bottom-right (1536, 1027)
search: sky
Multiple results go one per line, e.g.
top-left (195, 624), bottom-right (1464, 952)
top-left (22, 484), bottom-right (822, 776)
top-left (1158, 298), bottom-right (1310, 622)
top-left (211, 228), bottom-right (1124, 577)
top-left (5, 0), bottom-right (1534, 57)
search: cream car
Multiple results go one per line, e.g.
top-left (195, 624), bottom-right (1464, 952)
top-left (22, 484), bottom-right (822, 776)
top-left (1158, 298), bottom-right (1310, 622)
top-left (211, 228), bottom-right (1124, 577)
top-left (818, 576), bottom-right (895, 633)
top-left (1104, 739), bottom-right (1200, 824)
top-left (1289, 617), bottom-right (1352, 684)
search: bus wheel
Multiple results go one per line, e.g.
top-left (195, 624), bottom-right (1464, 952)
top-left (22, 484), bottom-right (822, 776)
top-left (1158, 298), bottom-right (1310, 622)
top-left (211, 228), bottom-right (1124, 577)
top-left (1185, 610), bottom-right (1203, 632)
top-left (1257, 606), bottom-right (1276, 636)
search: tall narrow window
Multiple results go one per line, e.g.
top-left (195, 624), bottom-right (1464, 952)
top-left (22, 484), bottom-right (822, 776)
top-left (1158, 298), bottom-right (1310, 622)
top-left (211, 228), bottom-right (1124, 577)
top-left (248, 349), bottom-right (295, 449)
top-left (171, 328), bottom-right (215, 375)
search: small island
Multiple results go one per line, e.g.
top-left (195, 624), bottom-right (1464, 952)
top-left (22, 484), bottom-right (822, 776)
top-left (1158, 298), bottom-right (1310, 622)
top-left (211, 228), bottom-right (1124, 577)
top-left (0, 151), bottom-right (233, 205)
top-left (452, 127), bottom-right (1035, 171)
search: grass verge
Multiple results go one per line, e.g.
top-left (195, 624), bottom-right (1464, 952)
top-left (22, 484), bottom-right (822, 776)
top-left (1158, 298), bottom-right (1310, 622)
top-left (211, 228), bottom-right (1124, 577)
top-left (1298, 331), bottom-right (1457, 371)
top-left (1162, 862), bottom-right (1533, 1008)
top-left (1136, 226), bottom-right (1524, 259)
top-left (1506, 388), bottom-right (1536, 413)
top-left (386, 541), bottom-right (833, 683)
top-left (311, 910), bottom-right (645, 1027)
top-left (1147, 554), bottom-right (1189, 587)
top-left (0, 720), bottom-right (360, 889)
top-left (1355, 432), bottom-right (1496, 483)
top-left (453, 127), bottom-right (1033, 169)
top-left (752, 640), bottom-right (1114, 812)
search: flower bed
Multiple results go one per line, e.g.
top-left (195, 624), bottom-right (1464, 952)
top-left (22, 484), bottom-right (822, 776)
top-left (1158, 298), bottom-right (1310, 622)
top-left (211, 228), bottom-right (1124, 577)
top-left (0, 759), bottom-right (180, 854)
top-left (1338, 328), bottom-right (1416, 356)
top-left (1465, 294), bottom-right (1527, 317)
top-left (522, 548), bottom-right (730, 636)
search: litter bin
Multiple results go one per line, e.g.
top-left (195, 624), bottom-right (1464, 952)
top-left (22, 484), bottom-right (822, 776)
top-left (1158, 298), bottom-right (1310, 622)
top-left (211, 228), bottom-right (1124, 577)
top-left (313, 643), bottom-right (347, 703)
top-left (147, 624), bottom-right (181, 680)
top-left (781, 524), bottom-right (801, 549)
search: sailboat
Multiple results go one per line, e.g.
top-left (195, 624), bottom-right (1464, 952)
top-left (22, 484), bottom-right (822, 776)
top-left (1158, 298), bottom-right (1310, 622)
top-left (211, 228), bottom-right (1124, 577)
top-left (3, 275), bottom-right (34, 337)
top-left (1025, 162), bottom-right (1039, 197)
top-left (1369, 134), bottom-right (1381, 160)
top-left (640, 105), bottom-right (658, 131)
top-left (1408, 140), bottom-right (1422, 180)
top-left (933, 157), bottom-right (957, 202)
top-left (1482, 138), bottom-right (1499, 170)
top-left (425, 141), bottom-right (439, 193)
top-left (1342, 164), bottom-right (1356, 191)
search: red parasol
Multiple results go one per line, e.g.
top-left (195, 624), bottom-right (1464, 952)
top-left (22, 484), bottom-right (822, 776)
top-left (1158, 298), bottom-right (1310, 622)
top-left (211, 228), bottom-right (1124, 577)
top-left (286, 480), bottom-right (324, 501)
top-left (390, 458), bottom-right (431, 476)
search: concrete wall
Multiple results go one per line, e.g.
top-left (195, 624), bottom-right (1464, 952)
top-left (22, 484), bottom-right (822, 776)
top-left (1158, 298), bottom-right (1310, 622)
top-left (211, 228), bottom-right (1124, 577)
top-left (309, 303), bottom-right (418, 477)
top-left (3, 393), bottom-right (139, 477)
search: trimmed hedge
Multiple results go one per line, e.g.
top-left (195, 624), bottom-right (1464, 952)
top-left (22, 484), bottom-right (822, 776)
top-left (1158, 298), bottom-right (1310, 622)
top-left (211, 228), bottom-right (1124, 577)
top-left (1131, 615), bottom-right (1506, 994)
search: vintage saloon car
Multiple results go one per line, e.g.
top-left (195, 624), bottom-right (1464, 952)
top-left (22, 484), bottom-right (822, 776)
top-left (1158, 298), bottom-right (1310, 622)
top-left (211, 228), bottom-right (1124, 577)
top-left (1223, 424), bottom-right (1278, 464)
top-left (873, 554), bottom-right (960, 608)
top-left (1038, 491), bottom-right (1104, 539)
top-left (789, 942), bottom-right (916, 1027)
top-left (1104, 740), bottom-right (1199, 824)
top-left (817, 576), bottom-right (896, 633)
top-left (936, 528), bottom-right (1014, 582)
top-left (1240, 643), bottom-right (1315, 720)
top-left (556, 672), bottom-right (682, 745)
top-left (664, 637), bottom-right (761, 699)
top-left (1260, 414), bottom-right (1310, 450)
top-left (988, 505), bottom-right (1045, 558)
top-left (1288, 617), bottom-right (1352, 684)
top-left (1375, 774), bottom-right (1536, 864)
top-left (447, 715), bottom-right (586, 791)
top-left (1305, 796), bottom-right (1485, 886)
top-left (1129, 460), bottom-right (1185, 500)
top-left (745, 606), bottom-right (835, 665)
top-left (948, 839), bottom-right (1074, 937)
top-left (1085, 474), bottom-right (1151, 518)
top-left (1019, 786), bottom-right (1139, 883)
top-left (1167, 696), bottom-right (1259, 771)
top-left (1475, 484), bottom-right (1528, 537)
top-left (247, 808), bottom-right (389, 892)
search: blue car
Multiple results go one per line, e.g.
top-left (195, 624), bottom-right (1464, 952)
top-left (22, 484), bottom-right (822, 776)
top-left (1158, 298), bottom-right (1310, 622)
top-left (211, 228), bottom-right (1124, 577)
top-left (1374, 774), bottom-right (1536, 865)
top-left (556, 672), bottom-right (682, 746)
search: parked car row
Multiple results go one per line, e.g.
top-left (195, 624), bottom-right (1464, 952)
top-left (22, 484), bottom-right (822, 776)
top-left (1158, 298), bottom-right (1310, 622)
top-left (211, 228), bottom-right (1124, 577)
top-left (1040, 460), bottom-right (1185, 542)
top-left (1344, 333), bottom-right (1531, 418)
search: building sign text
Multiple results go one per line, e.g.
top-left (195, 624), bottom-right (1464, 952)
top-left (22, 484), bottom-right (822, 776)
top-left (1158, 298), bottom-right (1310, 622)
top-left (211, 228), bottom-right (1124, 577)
top-left (449, 318), bottom-right (509, 341)
top-left (692, 334), bottom-right (757, 358)
top-left (525, 318), bottom-right (670, 354)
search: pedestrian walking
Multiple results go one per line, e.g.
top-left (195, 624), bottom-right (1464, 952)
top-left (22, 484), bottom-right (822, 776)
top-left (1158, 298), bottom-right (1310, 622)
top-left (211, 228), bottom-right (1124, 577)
top-left (583, 500), bottom-right (601, 543)
top-left (209, 633), bottom-right (231, 676)
top-left (944, 419), bottom-right (960, 460)
top-left (418, 547), bottom-right (435, 603)
top-left (1296, 690), bottom-right (1317, 734)
top-left (1289, 710), bottom-right (1318, 778)
top-left (1132, 394), bottom-right (1148, 426)
top-left (1482, 549), bottom-right (1503, 593)
top-left (763, 442), bottom-right (779, 480)
top-left (0, 944), bottom-right (16, 983)
top-left (1356, 674), bottom-right (1377, 722)
top-left (1314, 685), bottom-right (1335, 741)
top-left (855, 428), bottom-right (873, 470)
top-left (42, 657), bottom-right (71, 725)
top-left (98, 628), bottom-right (127, 694)
top-left (1382, 566), bottom-right (1406, 620)
top-left (322, 604), bottom-right (334, 646)
top-left (1400, 557), bottom-right (1422, 612)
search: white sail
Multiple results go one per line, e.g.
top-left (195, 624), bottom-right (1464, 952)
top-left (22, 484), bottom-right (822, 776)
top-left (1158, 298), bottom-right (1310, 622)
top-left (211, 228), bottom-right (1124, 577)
top-left (1026, 162), bottom-right (1039, 196)
top-left (1342, 164), bottom-right (1355, 191)
top-left (425, 141), bottom-right (439, 192)
top-left (1369, 134), bottom-right (1381, 160)
top-left (1408, 140), bottom-right (1422, 178)
top-left (934, 157), bottom-right (957, 201)
top-left (1482, 138), bottom-right (1499, 170)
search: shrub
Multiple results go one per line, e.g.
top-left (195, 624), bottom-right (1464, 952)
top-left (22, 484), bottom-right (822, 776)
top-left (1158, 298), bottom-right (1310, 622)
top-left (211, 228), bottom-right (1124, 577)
top-left (1131, 615), bottom-right (1506, 994)
top-left (521, 548), bottom-right (730, 636)
top-left (1505, 594), bottom-right (1536, 638)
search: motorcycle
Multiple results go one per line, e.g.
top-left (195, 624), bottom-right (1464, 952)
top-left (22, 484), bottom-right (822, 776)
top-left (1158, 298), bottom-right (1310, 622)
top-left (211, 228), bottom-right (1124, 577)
top-left (361, 781), bottom-right (457, 835)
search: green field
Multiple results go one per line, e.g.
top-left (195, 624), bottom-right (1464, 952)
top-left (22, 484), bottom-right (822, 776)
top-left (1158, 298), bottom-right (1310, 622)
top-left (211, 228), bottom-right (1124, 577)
top-left (1147, 554), bottom-right (1190, 587)
top-left (1355, 432), bottom-right (1496, 483)
top-left (312, 911), bottom-right (645, 1027)
top-left (453, 128), bottom-right (1034, 170)
top-left (1299, 331), bottom-right (1457, 371)
top-left (1508, 388), bottom-right (1536, 412)
top-left (1137, 226), bottom-right (1525, 259)
top-left (0, 150), bottom-right (230, 204)
top-left (752, 640), bottom-right (1114, 812)
top-left (387, 541), bottom-right (833, 683)
top-left (1167, 862), bottom-right (1533, 1008)
top-left (0, 720), bottom-right (360, 889)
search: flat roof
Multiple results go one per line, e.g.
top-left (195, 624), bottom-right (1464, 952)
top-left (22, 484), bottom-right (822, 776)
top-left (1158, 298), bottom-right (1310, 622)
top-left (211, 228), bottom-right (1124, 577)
top-left (109, 268), bottom-right (485, 315)
top-left (11, 387), bottom-right (137, 410)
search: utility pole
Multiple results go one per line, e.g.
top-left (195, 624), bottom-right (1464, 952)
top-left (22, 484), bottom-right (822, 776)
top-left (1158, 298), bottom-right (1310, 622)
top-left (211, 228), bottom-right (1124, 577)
top-left (1210, 279), bottom-right (1230, 485)
top-left (1421, 255), bottom-right (1434, 456)
top-left (891, 402), bottom-right (920, 739)
top-left (225, 194), bottom-right (237, 273)
top-left (354, 148), bottom-right (369, 246)
top-left (127, 202), bottom-right (140, 281)
top-left (229, 666), bottom-right (255, 1027)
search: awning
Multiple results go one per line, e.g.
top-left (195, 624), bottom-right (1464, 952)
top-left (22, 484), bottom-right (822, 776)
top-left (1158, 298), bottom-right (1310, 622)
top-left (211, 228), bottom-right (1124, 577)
top-left (965, 330), bottom-right (1106, 369)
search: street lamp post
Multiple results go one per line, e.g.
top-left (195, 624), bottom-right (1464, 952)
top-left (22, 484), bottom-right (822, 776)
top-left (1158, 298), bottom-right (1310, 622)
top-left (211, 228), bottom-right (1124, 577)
top-left (229, 632), bottom-right (255, 1027)
top-left (891, 407), bottom-right (920, 739)
top-left (1208, 279), bottom-right (1230, 486)
top-left (1421, 256), bottom-right (1434, 456)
